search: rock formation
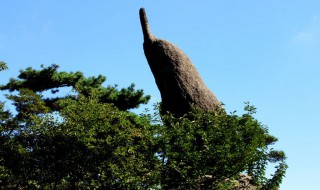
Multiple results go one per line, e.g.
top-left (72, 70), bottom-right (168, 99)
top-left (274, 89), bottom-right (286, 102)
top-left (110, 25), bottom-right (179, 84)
top-left (139, 8), bottom-right (220, 117)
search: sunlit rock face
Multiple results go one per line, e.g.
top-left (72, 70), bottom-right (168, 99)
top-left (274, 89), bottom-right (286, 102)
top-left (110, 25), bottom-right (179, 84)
top-left (139, 8), bottom-right (220, 117)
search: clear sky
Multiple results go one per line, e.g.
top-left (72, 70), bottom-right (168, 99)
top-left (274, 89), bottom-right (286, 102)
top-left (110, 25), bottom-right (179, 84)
top-left (1, 1), bottom-right (320, 189)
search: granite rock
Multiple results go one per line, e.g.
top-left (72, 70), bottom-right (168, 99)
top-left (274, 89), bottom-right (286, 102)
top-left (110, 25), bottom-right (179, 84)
top-left (139, 8), bottom-right (220, 117)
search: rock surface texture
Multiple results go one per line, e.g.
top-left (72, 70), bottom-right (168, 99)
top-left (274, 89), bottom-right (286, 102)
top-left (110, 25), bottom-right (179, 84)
top-left (139, 8), bottom-right (220, 116)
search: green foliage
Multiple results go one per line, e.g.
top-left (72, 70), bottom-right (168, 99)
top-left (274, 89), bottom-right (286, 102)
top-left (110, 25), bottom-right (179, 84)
top-left (262, 162), bottom-right (288, 190)
top-left (154, 105), bottom-right (287, 189)
top-left (0, 64), bottom-right (287, 189)
top-left (0, 61), bottom-right (8, 71)
top-left (59, 95), bottom-right (160, 189)
top-left (0, 95), bottom-right (160, 189)
top-left (6, 89), bottom-right (51, 121)
top-left (0, 64), bottom-right (150, 111)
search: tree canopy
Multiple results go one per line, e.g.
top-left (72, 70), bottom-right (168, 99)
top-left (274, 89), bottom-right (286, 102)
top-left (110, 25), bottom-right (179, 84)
top-left (0, 64), bottom-right (150, 112)
top-left (0, 63), bottom-right (287, 189)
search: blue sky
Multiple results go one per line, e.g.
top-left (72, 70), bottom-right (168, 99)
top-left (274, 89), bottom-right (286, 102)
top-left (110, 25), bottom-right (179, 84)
top-left (1, 1), bottom-right (320, 189)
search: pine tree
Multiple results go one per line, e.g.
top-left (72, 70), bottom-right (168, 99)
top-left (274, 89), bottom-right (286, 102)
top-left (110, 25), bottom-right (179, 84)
top-left (0, 64), bottom-right (150, 112)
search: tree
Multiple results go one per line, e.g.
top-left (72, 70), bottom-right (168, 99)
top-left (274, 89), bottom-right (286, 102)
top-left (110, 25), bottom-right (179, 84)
top-left (0, 64), bottom-right (150, 112)
top-left (1, 64), bottom-right (158, 189)
top-left (0, 64), bottom-right (287, 189)
top-left (151, 103), bottom-right (287, 190)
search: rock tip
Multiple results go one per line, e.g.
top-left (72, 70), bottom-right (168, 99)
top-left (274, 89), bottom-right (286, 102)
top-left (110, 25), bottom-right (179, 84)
top-left (139, 7), bottom-right (153, 41)
top-left (139, 7), bottom-right (146, 14)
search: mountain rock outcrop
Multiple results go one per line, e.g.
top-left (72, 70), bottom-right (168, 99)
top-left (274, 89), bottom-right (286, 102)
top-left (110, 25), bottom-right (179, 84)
top-left (139, 8), bottom-right (220, 116)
